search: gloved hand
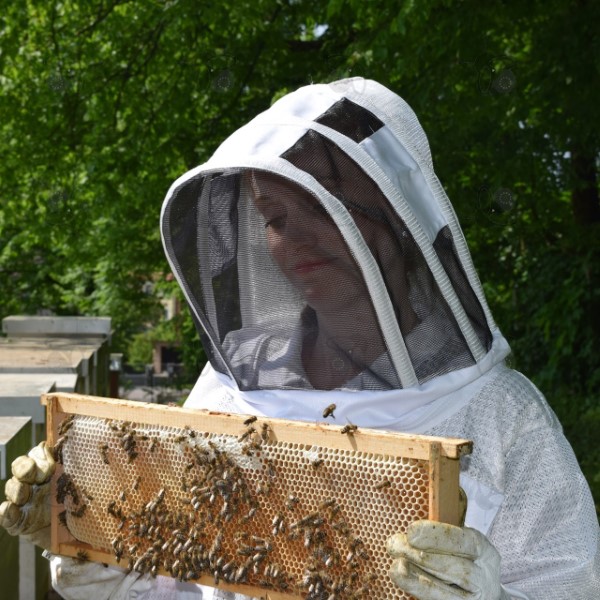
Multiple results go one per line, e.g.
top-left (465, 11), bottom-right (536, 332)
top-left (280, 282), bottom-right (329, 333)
top-left (0, 441), bottom-right (55, 549)
top-left (387, 520), bottom-right (511, 600)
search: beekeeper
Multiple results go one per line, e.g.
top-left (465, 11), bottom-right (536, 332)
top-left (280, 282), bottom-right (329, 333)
top-left (2, 78), bottom-right (598, 599)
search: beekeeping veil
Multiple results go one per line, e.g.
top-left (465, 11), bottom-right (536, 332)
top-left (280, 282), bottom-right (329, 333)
top-left (161, 78), bottom-right (510, 405)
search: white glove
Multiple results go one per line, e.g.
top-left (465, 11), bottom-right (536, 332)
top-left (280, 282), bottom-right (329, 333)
top-left (49, 555), bottom-right (155, 600)
top-left (387, 520), bottom-right (511, 600)
top-left (0, 441), bottom-right (55, 549)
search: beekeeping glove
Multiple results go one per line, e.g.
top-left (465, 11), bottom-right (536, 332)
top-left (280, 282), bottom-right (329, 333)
top-left (0, 441), bottom-right (55, 549)
top-left (387, 520), bottom-right (511, 600)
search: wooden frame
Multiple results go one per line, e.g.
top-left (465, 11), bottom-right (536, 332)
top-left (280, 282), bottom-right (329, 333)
top-left (44, 392), bottom-right (472, 599)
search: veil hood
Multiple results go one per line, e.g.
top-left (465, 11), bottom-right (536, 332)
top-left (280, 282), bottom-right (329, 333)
top-left (161, 78), bottom-right (509, 401)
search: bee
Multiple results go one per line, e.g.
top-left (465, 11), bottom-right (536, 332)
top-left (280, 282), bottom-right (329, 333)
top-left (375, 479), bottom-right (391, 490)
top-left (350, 537), bottom-right (364, 550)
top-left (242, 506), bottom-right (258, 524)
top-left (99, 443), bottom-right (110, 464)
top-left (58, 510), bottom-right (68, 529)
top-left (58, 414), bottom-right (75, 435)
top-left (272, 513), bottom-right (284, 533)
top-left (260, 422), bottom-right (271, 442)
top-left (75, 550), bottom-right (89, 564)
top-left (304, 529), bottom-right (314, 548)
top-left (56, 473), bottom-right (74, 504)
top-left (238, 427), bottom-right (256, 442)
top-left (297, 512), bottom-right (320, 527)
top-left (107, 501), bottom-right (119, 518)
top-left (222, 559), bottom-right (236, 574)
top-left (132, 476), bottom-right (141, 492)
top-left (256, 482), bottom-right (271, 495)
top-left (312, 458), bottom-right (324, 469)
top-left (234, 565), bottom-right (248, 583)
top-left (70, 503), bottom-right (87, 518)
top-left (243, 415), bottom-right (258, 426)
top-left (265, 459), bottom-right (276, 478)
top-left (149, 437), bottom-right (159, 452)
top-left (332, 520), bottom-right (351, 536)
top-left (119, 490), bottom-right (127, 502)
top-left (184, 425), bottom-right (196, 438)
top-left (111, 536), bottom-right (124, 561)
top-left (52, 436), bottom-right (67, 464)
top-left (286, 495), bottom-right (299, 510)
top-left (323, 404), bottom-right (337, 419)
top-left (340, 423), bottom-right (358, 435)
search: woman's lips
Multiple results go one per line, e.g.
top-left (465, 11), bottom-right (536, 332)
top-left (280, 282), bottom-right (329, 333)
top-left (293, 258), bottom-right (334, 274)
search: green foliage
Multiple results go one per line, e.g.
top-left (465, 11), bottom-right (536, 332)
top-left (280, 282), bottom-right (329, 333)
top-left (1, 0), bottom-right (598, 504)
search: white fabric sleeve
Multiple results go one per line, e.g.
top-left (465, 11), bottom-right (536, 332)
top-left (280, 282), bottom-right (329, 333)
top-left (49, 554), bottom-right (206, 599)
top-left (428, 368), bottom-right (600, 600)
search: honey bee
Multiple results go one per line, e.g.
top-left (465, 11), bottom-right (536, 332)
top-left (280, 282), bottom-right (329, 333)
top-left (58, 414), bottom-right (75, 435)
top-left (234, 564), bottom-right (248, 583)
top-left (99, 443), bottom-right (110, 464)
top-left (70, 503), bottom-right (87, 518)
top-left (243, 415), bottom-right (258, 426)
top-left (58, 510), bottom-right (68, 529)
top-left (312, 458), bottom-right (324, 469)
top-left (375, 479), bottom-right (391, 490)
top-left (340, 423), bottom-right (358, 435)
top-left (238, 427), bottom-right (256, 442)
top-left (75, 550), bottom-right (89, 564)
top-left (56, 473), bottom-right (74, 504)
top-left (260, 422), bottom-right (271, 442)
top-left (52, 436), bottom-right (67, 464)
top-left (184, 425), bottom-right (196, 438)
top-left (265, 459), bottom-right (276, 478)
top-left (323, 404), bottom-right (337, 419)
top-left (132, 476), bottom-right (141, 491)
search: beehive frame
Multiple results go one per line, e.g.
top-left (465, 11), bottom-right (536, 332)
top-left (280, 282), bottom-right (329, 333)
top-left (43, 392), bottom-right (472, 599)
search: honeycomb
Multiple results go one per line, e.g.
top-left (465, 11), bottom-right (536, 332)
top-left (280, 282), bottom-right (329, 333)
top-left (53, 411), bottom-right (438, 599)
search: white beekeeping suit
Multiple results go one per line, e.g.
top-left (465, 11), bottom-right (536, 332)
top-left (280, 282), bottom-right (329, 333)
top-left (161, 78), bottom-right (599, 599)
top-left (35, 78), bottom-right (598, 599)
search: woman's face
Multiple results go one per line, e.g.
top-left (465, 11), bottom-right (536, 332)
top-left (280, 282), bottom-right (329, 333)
top-left (251, 173), bottom-right (367, 313)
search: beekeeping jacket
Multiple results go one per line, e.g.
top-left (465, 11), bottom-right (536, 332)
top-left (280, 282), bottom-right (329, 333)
top-left (159, 78), bottom-right (599, 599)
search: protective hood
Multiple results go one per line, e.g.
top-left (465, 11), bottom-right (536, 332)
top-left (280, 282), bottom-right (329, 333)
top-left (161, 78), bottom-right (509, 397)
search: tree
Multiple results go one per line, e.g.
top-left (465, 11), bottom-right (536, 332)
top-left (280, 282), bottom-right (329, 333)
top-left (1, 0), bottom-right (598, 502)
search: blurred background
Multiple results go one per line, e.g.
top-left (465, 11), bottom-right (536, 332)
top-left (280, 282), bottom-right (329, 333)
top-left (1, 0), bottom-right (598, 510)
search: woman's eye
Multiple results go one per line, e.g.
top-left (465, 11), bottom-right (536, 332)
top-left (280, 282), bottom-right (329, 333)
top-left (265, 215), bottom-right (286, 229)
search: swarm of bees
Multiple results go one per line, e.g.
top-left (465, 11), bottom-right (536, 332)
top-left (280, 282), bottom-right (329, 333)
top-left (53, 412), bottom-right (391, 599)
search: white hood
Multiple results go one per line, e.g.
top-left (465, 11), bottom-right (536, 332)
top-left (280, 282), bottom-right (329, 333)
top-left (161, 77), bottom-right (510, 418)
